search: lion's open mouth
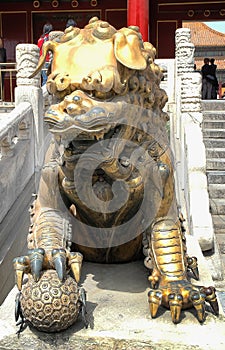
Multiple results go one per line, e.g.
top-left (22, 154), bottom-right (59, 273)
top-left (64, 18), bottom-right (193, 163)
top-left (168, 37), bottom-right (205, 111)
top-left (65, 124), bottom-right (122, 155)
top-left (44, 95), bottom-right (122, 146)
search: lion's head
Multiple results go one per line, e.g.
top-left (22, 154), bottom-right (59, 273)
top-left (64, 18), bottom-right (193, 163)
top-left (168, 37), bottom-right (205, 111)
top-left (30, 17), bottom-right (167, 145)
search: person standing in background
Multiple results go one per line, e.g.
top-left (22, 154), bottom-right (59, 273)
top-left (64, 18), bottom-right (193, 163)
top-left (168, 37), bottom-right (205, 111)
top-left (0, 37), bottom-right (7, 100)
top-left (201, 58), bottom-right (213, 99)
top-left (38, 23), bottom-right (53, 86)
top-left (65, 18), bottom-right (77, 29)
top-left (210, 58), bottom-right (218, 99)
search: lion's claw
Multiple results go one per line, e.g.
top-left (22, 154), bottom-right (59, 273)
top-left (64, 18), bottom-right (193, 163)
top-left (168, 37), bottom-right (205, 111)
top-left (199, 286), bottom-right (219, 316)
top-left (148, 290), bottom-right (162, 318)
top-left (148, 281), bottom-right (219, 323)
top-left (187, 256), bottom-right (199, 280)
top-left (148, 274), bottom-right (159, 289)
top-left (168, 292), bottom-right (183, 323)
top-left (189, 290), bottom-right (206, 322)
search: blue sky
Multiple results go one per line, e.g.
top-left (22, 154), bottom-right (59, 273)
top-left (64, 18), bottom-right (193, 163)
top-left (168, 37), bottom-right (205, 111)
top-left (204, 21), bottom-right (225, 33)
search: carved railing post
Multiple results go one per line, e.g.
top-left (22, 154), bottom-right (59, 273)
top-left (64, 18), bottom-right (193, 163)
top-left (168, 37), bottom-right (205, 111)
top-left (15, 44), bottom-right (44, 170)
top-left (18, 116), bottom-right (31, 140)
top-left (175, 28), bottom-right (195, 75)
top-left (173, 28), bottom-right (213, 250)
top-left (0, 135), bottom-right (15, 157)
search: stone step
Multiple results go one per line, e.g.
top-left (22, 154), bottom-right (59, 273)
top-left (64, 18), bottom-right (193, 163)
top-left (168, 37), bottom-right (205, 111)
top-left (212, 214), bottom-right (225, 231)
top-left (203, 111), bottom-right (225, 120)
top-left (201, 100), bottom-right (225, 111)
top-left (210, 198), bottom-right (225, 215)
top-left (204, 138), bottom-right (225, 148)
top-left (203, 120), bottom-right (225, 129)
top-left (207, 170), bottom-right (225, 184)
top-left (214, 227), bottom-right (225, 235)
top-left (206, 148), bottom-right (225, 158)
top-left (203, 129), bottom-right (225, 138)
top-left (202, 119), bottom-right (225, 130)
top-left (206, 158), bottom-right (225, 170)
top-left (214, 234), bottom-right (225, 269)
top-left (208, 183), bottom-right (225, 197)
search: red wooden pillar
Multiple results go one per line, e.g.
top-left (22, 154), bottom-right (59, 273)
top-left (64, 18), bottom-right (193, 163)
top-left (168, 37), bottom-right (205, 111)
top-left (127, 0), bottom-right (149, 42)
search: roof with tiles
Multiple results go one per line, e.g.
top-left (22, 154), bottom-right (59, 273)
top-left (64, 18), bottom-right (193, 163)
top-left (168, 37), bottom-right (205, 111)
top-left (182, 21), bottom-right (225, 71)
top-left (183, 21), bottom-right (225, 46)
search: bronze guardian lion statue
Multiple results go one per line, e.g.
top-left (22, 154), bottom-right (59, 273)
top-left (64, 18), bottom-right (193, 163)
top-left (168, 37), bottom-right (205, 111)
top-left (13, 17), bottom-right (218, 333)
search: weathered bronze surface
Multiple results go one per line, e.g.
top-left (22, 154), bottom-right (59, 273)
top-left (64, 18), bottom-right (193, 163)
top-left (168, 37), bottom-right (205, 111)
top-left (13, 17), bottom-right (219, 332)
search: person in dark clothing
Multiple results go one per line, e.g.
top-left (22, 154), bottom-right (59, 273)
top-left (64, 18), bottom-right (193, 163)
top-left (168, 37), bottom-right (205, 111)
top-left (0, 36), bottom-right (7, 100)
top-left (210, 58), bottom-right (218, 99)
top-left (201, 58), bottom-right (214, 99)
top-left (210, 58), bottom-right (217, 74)
top-left (38, 23), bottom-right (53, 85)
top-left (65, 18), bottom-right (77, 29)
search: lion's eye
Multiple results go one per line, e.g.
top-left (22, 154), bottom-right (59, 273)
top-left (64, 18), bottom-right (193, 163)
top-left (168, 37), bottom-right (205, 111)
top-left (72, 95), bottom-right (81, 102)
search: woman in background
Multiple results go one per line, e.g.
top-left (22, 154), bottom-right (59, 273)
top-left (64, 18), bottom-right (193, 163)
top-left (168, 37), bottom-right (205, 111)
top-left (38, 23), bottom-right (53, 86)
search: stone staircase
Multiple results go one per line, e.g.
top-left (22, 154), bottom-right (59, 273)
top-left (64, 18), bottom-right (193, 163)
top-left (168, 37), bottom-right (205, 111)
top-left (202, 100), bottom-right (225, 276)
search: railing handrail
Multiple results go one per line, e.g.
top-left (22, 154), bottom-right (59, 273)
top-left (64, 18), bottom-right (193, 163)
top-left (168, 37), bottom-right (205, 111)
top-left (0, 62), bottom-right (17, 105)
top-left (0, 62), bottom-right (16, 66)
top-left (0, 101), bottom-right (31, 140)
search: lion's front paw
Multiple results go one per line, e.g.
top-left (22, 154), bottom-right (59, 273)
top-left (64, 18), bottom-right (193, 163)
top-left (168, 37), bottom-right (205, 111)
top-left (148, 280), bottom-right (219, 324)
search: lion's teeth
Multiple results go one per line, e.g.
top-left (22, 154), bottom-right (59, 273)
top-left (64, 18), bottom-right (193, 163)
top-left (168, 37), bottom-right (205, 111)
top-left (94, 133), bottom-right (104, 141)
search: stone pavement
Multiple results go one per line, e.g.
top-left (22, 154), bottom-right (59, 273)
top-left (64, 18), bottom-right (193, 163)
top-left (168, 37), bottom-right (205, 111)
top-left (0, 236), bottom-right (225, 350)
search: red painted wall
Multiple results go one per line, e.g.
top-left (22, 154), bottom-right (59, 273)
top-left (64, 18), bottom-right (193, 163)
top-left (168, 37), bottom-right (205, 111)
top-left (0, 1), bottom-right (126, 58)
top-left (0, 0), bottom-right (127, 100)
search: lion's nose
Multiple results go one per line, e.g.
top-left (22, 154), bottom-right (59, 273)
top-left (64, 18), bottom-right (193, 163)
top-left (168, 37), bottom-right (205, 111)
top-left (75, 107), bottom-right (107, 125)
top-left (44, 107), bottom-right (65, 125)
